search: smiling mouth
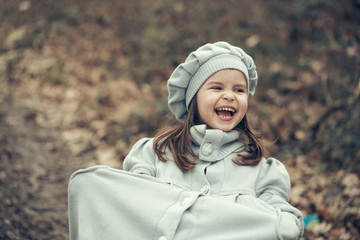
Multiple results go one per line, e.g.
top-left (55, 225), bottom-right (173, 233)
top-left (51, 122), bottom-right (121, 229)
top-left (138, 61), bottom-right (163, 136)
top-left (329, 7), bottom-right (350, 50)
top-left (215, 107), bottom-right (236, 119)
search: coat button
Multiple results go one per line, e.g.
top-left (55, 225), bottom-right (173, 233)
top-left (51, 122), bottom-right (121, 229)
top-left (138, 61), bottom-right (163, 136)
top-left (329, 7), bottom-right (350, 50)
top-left (201, 143), bottom-right (213, 156)
top-left (200, 185), bottom-right (210, 194)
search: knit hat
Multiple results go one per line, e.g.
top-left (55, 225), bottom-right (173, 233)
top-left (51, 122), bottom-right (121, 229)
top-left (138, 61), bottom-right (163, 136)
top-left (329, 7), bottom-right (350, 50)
top-left (167, 41), bottom-right (258, 122)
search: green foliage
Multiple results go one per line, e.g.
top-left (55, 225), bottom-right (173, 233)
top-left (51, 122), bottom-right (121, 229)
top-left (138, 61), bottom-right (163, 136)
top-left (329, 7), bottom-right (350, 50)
top-left (311, 98), bottom-right (360, 170)
top-left (46, 59), bottom-right (68, 85)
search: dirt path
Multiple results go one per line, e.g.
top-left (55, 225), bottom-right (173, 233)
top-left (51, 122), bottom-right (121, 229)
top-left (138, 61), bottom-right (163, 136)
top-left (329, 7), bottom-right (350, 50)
top-left (0, 93), bottom-right (84, 240)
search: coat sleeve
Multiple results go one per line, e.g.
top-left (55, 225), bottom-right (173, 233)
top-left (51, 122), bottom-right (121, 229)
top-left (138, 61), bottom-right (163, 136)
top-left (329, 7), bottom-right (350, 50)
top-left (123, 138), bottom-right (157, 176)
top-left (255, 157), bottom-right (304, 240)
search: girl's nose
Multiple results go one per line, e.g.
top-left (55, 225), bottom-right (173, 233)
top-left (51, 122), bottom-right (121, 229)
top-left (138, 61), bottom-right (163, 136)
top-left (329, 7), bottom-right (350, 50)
top-left (222, 91), bottom-right (235, 101)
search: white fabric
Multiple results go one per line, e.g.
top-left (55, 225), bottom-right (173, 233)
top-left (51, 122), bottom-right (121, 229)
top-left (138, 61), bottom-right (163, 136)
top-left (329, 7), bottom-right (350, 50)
top-left (68, 125), bottom-right (304, 239)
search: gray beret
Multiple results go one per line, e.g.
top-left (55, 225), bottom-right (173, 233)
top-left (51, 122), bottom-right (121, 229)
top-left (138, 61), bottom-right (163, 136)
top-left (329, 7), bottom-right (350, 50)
top-left (167, 41), bottom-right (258, 122)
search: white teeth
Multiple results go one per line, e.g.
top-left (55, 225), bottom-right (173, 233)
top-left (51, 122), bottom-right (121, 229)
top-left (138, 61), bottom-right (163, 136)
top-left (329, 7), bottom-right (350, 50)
top-left (216, 107), bottom-right (235, 112)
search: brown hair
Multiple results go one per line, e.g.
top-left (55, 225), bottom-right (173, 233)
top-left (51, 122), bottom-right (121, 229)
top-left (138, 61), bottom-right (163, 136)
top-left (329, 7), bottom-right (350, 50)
top-left (153, 97), bottom-right (264, 171)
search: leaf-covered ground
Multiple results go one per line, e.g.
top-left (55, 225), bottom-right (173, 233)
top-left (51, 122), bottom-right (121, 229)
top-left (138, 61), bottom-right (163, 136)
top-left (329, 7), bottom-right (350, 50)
top-left (0, 0), bottom-right (359, 239)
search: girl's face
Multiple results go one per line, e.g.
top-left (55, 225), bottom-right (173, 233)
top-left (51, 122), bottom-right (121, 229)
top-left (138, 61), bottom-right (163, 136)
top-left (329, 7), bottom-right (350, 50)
top-left (196, 69), bottom-right (248, 132)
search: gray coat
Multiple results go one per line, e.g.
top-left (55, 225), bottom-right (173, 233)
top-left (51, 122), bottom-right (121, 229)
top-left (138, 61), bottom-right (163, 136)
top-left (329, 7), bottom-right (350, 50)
top-left (68, 125), bottom-right (304, 240)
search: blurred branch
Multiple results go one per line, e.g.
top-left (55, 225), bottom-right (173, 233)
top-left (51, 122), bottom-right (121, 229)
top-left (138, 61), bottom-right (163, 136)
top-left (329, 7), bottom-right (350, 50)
top-left (310, 78), bottom-right (360, 141)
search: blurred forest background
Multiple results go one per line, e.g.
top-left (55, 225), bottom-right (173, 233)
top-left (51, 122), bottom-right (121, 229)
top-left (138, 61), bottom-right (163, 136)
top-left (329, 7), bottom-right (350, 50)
top-left (0, 0), bottom-right (359, 239)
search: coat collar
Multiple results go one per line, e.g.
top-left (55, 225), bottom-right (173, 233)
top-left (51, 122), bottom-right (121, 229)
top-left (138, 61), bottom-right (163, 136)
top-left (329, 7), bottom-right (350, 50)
top-left (190, 125), bottom-right (244, 162)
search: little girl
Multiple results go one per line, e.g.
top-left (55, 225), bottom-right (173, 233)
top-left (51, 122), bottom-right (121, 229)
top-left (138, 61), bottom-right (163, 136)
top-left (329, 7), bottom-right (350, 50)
top-left (68, 41), bottom-right (304, 240)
